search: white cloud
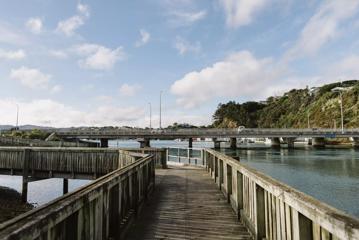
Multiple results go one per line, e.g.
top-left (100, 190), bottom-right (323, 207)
top-left (75, 43), bottom-right (125, 70)
top-left (56, 16), bottom-right (84, 36)
top-left (49, 50), bottom-right (68, 59)
top-left (0, 99), bottom-right (146, 127)
top-left (77, 3), bottom-right (90, 17)
top-left (171, 51), bottom-right (284, 108)
top-left (50, 85), bottom-right (63, 93)
top-left (219, 0), bottom-right (269, 28)
top-left (25, 18), bottom-right (43, 34)
top-left (135, 29), bottom-right (151, 47)
top-left (10, 66), bottom-right (51, 89)
top-left (0, 49), bottom-right (26, 60)
top-left (119, 83), bottom-right (142, 97)
top-left (174, 37), bottom-right (201, 55)
top-left (169, 10), bottom-right (207, 26)
top-left (283, 1), bottom-right (359, 61)
top-left (56, 3), bottom-right (90, 36)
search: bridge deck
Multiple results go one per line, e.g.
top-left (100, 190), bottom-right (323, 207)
top-left (127, 165), bottom-right (252, 240)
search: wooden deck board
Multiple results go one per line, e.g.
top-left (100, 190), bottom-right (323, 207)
top-left (126, 166), bottom-right (252, 240)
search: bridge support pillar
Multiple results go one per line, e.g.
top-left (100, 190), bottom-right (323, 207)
top-left (352, 137), bottom-right (359, 148)
top-left (100, 138), bottom-right (109, 148)
top-left (269, 137), bottom-right (281, 148)
top-left (312, 137), bottom-right (326, 148)
top-left (63, 179), bottom-right (68, 195)
top-left (189, 138), bottom-right (193, 148)
top-left (284, 137), bottom-right (296, 149)
top-left (21, 179), bottom-right (28, 203)
top-left (230, 138), bottom-right (237, 149)
top-left (306, 138), bottom-right (312, 146)
top-left (21, 148), bottom-right (30, 202)
top-left (139, 138), bottom-right (150, 148)
top-left (213, 138), bottom-right (221, 149)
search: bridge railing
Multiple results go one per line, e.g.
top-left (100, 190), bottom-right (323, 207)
top-left (203, 149), bottom-right (359, 240)
top-left (0, 151), bottom-right (155, 240)
top-left (0, 147), bottom-right (140, 179)
top-left (167, 147), bottom-right (205, 166)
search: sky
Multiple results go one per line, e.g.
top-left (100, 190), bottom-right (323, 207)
top-left (0, 0), bottom-right (359, 128)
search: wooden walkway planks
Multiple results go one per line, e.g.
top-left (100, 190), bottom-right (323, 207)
top-left (126, 165), bottom-right (252, 240)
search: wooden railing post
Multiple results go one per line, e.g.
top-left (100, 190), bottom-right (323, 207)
top-left (21, 148), bottom-right (30, 202)
top-left (255, 185), bottom-right (266, 240)
top-left (237, 171), bottom-right (243, 220)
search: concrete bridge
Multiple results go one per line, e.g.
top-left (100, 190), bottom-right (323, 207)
top-left (0, 147), bottom-right (358, 239)
top-left (51, 128), bottom-right (359, 148)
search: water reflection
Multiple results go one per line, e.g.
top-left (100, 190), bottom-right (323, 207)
top-left (222, 148), bottom-right (359, 217)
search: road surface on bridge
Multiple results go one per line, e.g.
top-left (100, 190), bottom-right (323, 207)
top-left (126, 165), bottom-right (252, 240)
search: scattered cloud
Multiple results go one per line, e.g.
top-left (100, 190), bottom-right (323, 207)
top-left (135, 29), bottom-right (151, 47)
top-left (283, 1), bottom-right (359, 61)
top-left (50, 85), bottom-right (63, 93)
top-left (0, 99), bottom-right (145, 127)
top-left (56, 3), bottom-right (90, 36)
top-left (169, 10), bottom-right (207, 26)
top-left (77, 3), bottom-right (90, 17)
top-left (25, 17), bottom-right (43, 34)
top-left (219, 0), bottom-right (269, 28)
top-left (171, 51), bottom-right (284, 108)
top-left (174, 37), bottom-right (201, 55)
top-left (0, 49), bottom-right (26, 60)
top-left (74, 43), bottom-right (125, 70)
top-left (10, 66), bottom-right (51, 89)
top-left (119, 83), bottom-right (142, 97)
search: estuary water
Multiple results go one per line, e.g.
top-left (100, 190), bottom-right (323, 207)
top-left (0, 140), bottom-right (358, 219)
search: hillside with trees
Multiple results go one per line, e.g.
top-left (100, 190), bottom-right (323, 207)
top-left (212, 80), bottom-right (359, 128)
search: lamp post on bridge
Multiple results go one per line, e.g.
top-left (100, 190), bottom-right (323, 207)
top-left (159, 90), bottom-right (163, 129)
top-left (331, 82), bottom-right (345, 134)
top-left (15, 104), bottom-right (19, 130)
top-left (148, 102), bottom-right (152, 130)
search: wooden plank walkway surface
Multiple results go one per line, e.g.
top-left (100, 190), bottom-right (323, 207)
top-left (126, 165), bottom-right (252, 240)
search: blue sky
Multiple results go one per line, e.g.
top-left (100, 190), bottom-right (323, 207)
top-left (0, 0), bottom-right (359, 127)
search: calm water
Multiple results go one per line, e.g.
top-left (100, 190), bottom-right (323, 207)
top-left (0, 140), bottom-right (358, 218)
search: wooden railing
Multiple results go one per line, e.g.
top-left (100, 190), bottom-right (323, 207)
top-left (0, 136), bottom-right (98, 147)
top-left (0, 151), bottom-right (155, 240)
top-left (121, 147), bottom-right (167, 168)
top-left (203, 149), bottom-right (359, 240)
top-left (0, 147), bottom-right (138, 179)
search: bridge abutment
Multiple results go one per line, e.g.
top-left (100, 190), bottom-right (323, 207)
top-left (230, 138), bottom-right (237, 149)
top-left (312, 137), bottom-right (326, 148)
top-left (139, 138), bottom-right (151, 148)
top-left (100, 138), bottom-right (109, 148)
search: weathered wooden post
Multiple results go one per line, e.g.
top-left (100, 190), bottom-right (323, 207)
top-left (21, 148), bottom-right (30, 202)
top-left (255, 185), bottom-right (266, 240)
top-left (237, 171), bottom-right (243, 220)
top-left (63, 179), bottom-right (69, 194)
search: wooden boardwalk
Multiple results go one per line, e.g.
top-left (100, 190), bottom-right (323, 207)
top-left (126, 165), bottom-right (252, 240)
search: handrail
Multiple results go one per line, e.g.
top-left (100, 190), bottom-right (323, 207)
top-left (0, 150), bottom-right (155, 240)
top-left (203, 149), bottom-right (359, 240)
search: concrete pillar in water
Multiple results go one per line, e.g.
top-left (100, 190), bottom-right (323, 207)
top-left (63, 179), bottom-right (69, 195)
top-left (100, 138), bottom-right (109, 148)
top-left (352, 137), bottom-right (359, 148)
top-left (188, 138), bottom-right (193, 148)
top-left (213, 138), bottom-right (221, 149)
top-left (139, 138), bottom-right (150, 148)
top-left (230, 138), bottom-right (237, 149)
top-left (284, 137), bottom-right (296, 149)
top-left (270, 137), bottom-right (281, 148)
top-left (312, 137), bottom-right (326, 148)
top-left (306, 138), bottom-right (312, 146)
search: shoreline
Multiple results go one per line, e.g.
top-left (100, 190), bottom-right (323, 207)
top-left (0, 186), bottom-right (33, 224)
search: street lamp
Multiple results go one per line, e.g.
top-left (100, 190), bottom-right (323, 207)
top-left (331, 86), bottom-right (344, 134)
top-left (159, 91), bottom-right (163, 129)
top-left (148, 102), bottom-right (152, 130)
top-left (15, 104), bottom-right (19, 130)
